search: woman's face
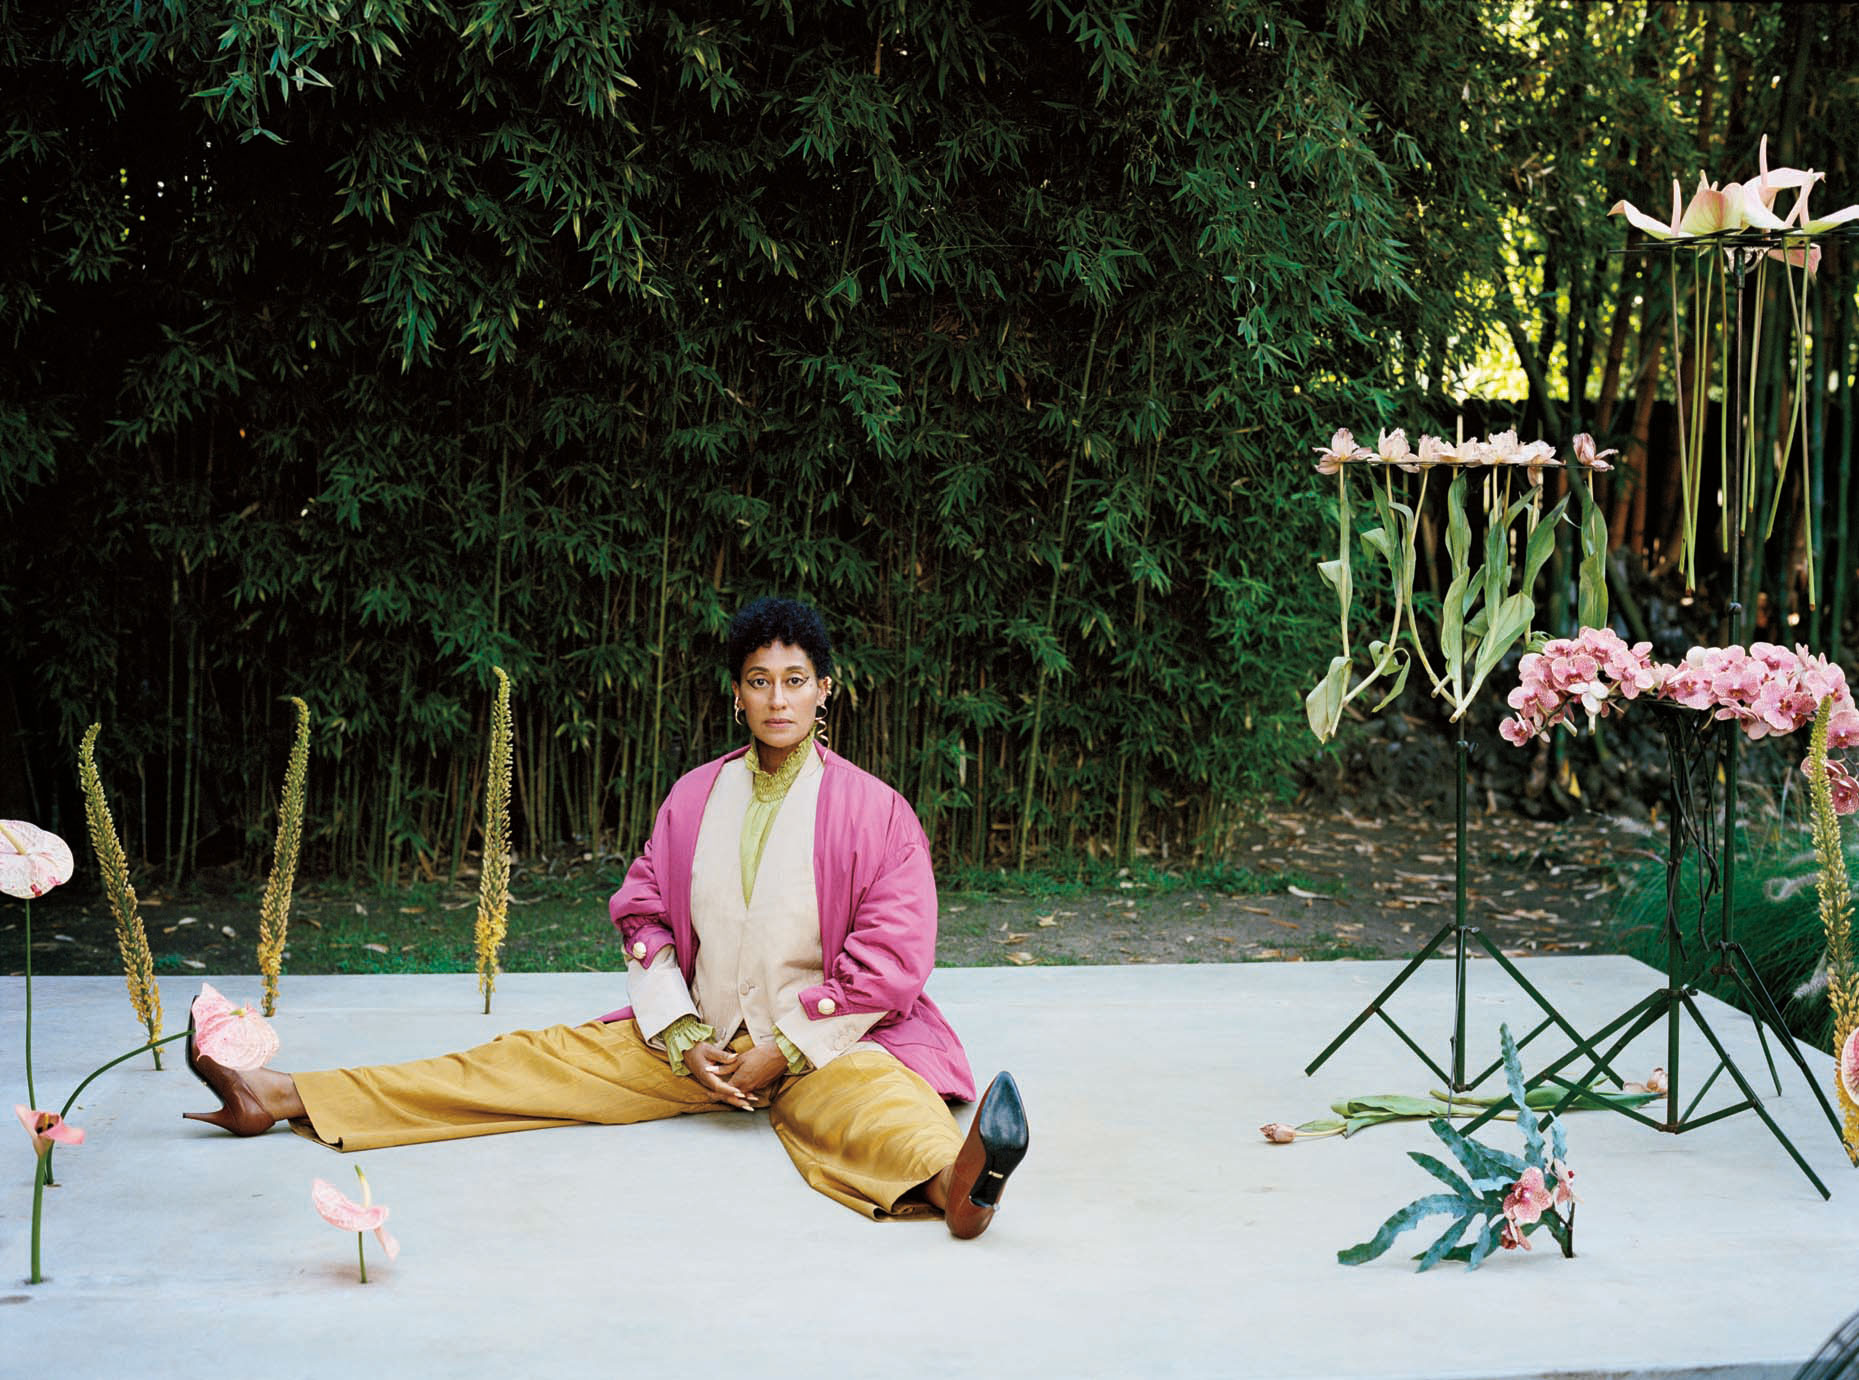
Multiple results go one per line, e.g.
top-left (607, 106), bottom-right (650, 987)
top-left (734, 641), bottom-right (830, 759)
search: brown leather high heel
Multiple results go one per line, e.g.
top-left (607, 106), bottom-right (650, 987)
top-left (181, 998), bottom-right (274, 1137)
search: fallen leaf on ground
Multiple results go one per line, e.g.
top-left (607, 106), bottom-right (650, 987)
top-left (1005, 951), bottom-right (1037, 965)
top-left (995, 932), bottom-right (1031, 944)
top-left (362, 942), bottom-right (389, 954)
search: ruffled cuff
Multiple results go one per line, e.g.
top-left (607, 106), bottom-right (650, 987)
top-left (772, 1028), bottom-right (813, 1076)
top-left (661, 1015), bottom-right (716, 1076)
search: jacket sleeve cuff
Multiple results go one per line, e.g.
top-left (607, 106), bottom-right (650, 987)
top-left (771, 1029), bottom-right (812, 1076)
top-left (627, 948), bottom-right (698, 1046)
top-left (796, 981), bottom-right (849, 1020)
top-left (776, 1006), bottom-right (882, 1071)
top-left (660, 1015), bottom-right (716, 1076)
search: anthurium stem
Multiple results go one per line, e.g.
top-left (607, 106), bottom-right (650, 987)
top-left (24, 897), bottom-right (35, 1111)
top-left (358, 1232), bottom-right (368, 1284)
top-left (44, 1029), bottom-right (188, 1186)
top-left (28, 1153), bottom-right (47, 1284)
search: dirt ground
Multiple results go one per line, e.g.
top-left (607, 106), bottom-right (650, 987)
top-left (3, 803), bottom-right (1650, 977)
top-left (936, 803), bottom-right (1649, 966)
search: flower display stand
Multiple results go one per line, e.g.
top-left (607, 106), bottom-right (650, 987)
top-left (1461, 702), bottom-right (1848, 1197)
top-left (1304, 738), bottom-right (1623, 1097)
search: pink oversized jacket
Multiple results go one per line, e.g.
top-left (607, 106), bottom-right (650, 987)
top-left (601, 745), bottom-right (976, 1101)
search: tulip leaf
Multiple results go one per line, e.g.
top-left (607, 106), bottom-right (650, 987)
top-left (1445, 471), bottom-right (1471, 572)
top-left (1522, 494), bottom-right (1569, 590)
top-left (1359, 526), bottom-right (1391, 563)
top-left (1337, 1193), bottom-right (1468, 1266)
top-left (1440, 570), bottom-right (1468, 672)
top-left (1471, 591), bottom-right (1534, 687)
top-left (1575, 476), bottom-right (1609, 631)
top-left (1368, 653), bottom-right (1410, 714)
top-left (1318, 557), bottom-right (1349, 599)
top-left (1304, 655), bottom-right (1350, 742)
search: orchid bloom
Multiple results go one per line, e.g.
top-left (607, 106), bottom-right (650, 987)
top-left (191, 982), bottom-right (280, 1070)
top-left (1499, 1219), bottom-right (1530, 1251)
top-left (1501, 1166), bottom-right (1554, 1230)
top-left (1841, 1030), bottom-right (1859, 1109)
top-left (1547, 1157), bottom-right (1579, 1209)
top-left (15, 1105), bottom-right (84, 1159)
top-left (0, 820), bottom-right (74, 900)
top-left (313, 1167), bottom-right (400, 1282)
top-left (1312, 428), bottom-right (1370, 475)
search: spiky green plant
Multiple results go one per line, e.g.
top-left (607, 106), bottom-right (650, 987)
top-left (78, 724), bottom-right (162, 1067)
top-left (1805, 697), bottom-right (1859, 1161)
top-left (257, 696), bottom-right (311, 1016)
top-left (475, 668), bottom-right (513, 1013)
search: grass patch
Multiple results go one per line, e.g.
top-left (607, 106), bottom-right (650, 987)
top-left (1608, 826), bottom-right (1834, 1050)
top-left (1296, 931), bottom-right (1383, 962)
top-left (941, 857), bottom-right (1317, 899)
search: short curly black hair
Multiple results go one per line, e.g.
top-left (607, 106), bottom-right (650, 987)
top-left (725, 597), bottom-right (834, 682)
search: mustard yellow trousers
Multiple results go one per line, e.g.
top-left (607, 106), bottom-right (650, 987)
top-left (293, 1019), bottom-right (965, 1219)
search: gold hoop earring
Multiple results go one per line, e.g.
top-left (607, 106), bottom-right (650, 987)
top-left (813, 701), bottom-right (829, 748)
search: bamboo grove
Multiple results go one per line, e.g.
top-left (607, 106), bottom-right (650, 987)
top-left (5, 2), bottom-right (1859, 885)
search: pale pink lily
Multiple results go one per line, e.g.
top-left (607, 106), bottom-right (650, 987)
top-left (313, 1167), bottom-right (400, 1282)
top-left (0, 820), bottom-right (74, 900)
top-left (1840, 1029), bottom-right (1859, 1108)
top-left (1313, 428), bottom-right (1370, 475)
top-left (191, 982), bottom-right (279, 1070)
top-left (1611, 135), bottom-right (1823, 242)
top-left (1501, 1166), bottom-right (1554, 1229)
top-left (15, 1105), bottom-right (84, 1159)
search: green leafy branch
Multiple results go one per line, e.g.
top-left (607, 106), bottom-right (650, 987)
top-left (1338, 1025), bottom-right (1577, 1272)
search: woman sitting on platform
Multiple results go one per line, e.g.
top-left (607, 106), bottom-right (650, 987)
top-left (180, 596), bottom-right (1028, 1238)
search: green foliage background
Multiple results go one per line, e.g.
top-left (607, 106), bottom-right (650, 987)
top-left (7, 2), bottom-right (1858, 882)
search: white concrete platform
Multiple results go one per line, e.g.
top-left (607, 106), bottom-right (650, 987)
top-left (2, 958), bottom-right (1854, 1379)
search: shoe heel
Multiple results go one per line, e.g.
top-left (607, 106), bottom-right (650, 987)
top-left (966, 1072), bottom-right (1028, 1209)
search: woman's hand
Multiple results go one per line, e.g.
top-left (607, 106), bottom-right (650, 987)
top-left (683, 1041), bottom-right (757, 1109)
top-left (722, 1042), bottom-right (791, 1105)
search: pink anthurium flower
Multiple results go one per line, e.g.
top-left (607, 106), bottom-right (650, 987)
top-left (314, 1168), bottom-right (400, 1282)
top-left (0, 820), bottom-right (74, 900)
top-left (15, 1105), bottom-right (84, 1159)
top-left (1841, 1029), bottom-right (1859, 1108)
top-left (191, 982), bottom-right (280, 1070)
